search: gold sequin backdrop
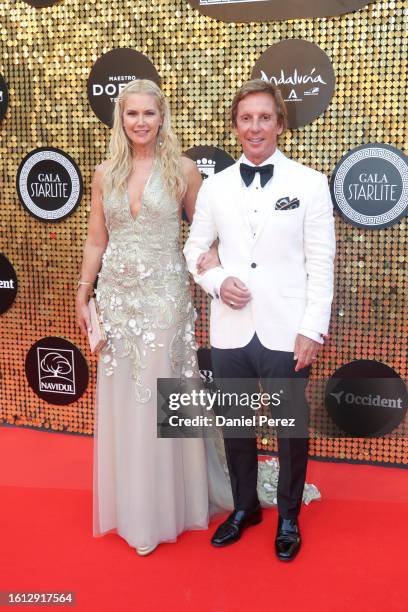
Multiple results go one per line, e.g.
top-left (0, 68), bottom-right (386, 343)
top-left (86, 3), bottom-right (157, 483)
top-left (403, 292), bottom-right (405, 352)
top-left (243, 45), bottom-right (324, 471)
top-left (0, 0), bottom-right (406, 465)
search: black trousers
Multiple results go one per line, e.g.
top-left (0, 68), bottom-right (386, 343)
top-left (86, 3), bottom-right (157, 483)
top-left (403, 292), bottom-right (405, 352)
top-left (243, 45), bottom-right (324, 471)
top-left (211, 333), bottom-right (310, 519)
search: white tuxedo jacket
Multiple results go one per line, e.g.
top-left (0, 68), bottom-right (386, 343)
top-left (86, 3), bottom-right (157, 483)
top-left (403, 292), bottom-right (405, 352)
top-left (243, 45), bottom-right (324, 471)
top-left (183, 149), bottom-right (336, 351)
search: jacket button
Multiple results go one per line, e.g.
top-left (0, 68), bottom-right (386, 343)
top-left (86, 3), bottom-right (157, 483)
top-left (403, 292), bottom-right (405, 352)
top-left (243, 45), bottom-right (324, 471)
top-left (251, 263), bottom-right (257, 268)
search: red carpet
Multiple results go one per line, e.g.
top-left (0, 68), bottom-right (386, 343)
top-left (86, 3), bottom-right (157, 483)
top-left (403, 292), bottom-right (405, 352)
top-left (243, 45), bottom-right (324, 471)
top-left (0, 427), bottom-right (407, 612)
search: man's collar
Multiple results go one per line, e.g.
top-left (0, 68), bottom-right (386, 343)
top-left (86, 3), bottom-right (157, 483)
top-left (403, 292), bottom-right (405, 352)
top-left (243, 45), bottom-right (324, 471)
top-left (240, 149), bottom-right (281, 167)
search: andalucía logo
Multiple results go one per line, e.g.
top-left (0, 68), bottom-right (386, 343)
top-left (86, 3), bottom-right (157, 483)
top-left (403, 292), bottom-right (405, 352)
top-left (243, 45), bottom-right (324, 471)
top-left (325, 360), bottom-right (407, 438)
top-left (251, 40), bottom-right (335, 129)
top-left (0, 254), bottom-right (18, 315)
top-left (184, 146), bottom-right (235, 180)
top-left (16, 147), bottom-right (83, 222)
top-left (330, 143), bottom-right (408, 229)
top-left (25, 337), bottom-right (89, 405)
top-left (0, 74), bottom-right (9, 122)
top-left (87, 48), bottom-right (161, 127)
top-left (187, 0), bottom-right (375, 22)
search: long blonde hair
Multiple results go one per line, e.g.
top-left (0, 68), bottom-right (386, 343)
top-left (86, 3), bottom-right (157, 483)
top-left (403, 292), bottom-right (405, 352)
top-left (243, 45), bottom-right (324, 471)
top-left (103, 79), bottom-right (186, 201)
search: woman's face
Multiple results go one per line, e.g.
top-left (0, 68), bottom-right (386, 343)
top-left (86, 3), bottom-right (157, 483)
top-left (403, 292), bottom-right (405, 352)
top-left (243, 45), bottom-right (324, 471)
top-left (122, 93), bottom-right (162, 151)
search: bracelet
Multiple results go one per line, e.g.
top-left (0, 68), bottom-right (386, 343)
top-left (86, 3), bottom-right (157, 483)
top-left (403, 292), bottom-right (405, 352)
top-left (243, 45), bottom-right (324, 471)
top-left (77, 280), bottom-right (94, 287)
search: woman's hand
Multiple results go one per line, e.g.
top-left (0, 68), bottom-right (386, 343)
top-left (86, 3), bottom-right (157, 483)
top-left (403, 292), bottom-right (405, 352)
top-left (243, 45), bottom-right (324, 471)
top-left (196, 242), bottom-right (220, 275)
top-left (76, 294), bottom-right (91, 337)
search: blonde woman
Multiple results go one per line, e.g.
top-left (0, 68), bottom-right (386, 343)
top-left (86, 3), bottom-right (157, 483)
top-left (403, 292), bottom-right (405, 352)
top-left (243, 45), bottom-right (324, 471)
top-left (76, 80), bottom-right (219, 555)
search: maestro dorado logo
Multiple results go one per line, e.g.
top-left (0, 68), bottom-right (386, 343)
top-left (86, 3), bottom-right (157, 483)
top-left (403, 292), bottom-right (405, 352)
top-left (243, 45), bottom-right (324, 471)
top-left (0, 73), bottom-right (9, 122)
top-left (25, 337), bottom-right (89, 405)
top-left (325, 360), bottom-right (407, 437)
top-left (87, 48), bottom-right (161, 127)
top-left (330, 143), bottom-right (408, 229)
top-left (17, 147), bottom-right (83, 222)
top-left (184, 146), bottom-right (235, 180)
top-left (187, 1), bottom-right (375, 23)
top-left (251, 39), bottom-right (335, 129)
top-left (0, 254), bottom-right (18, 315)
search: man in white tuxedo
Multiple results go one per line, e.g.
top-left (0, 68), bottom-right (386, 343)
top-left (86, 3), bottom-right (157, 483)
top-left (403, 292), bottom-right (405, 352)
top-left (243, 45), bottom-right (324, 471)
top-left (184, 80), bottom-right (335, 560)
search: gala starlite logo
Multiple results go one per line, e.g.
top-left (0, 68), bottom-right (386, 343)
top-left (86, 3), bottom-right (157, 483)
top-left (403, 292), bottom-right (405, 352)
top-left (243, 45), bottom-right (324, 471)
top-left (17, 148), bottom-right (83, 222)
top-left (330, 143), bottom-right (408, 229)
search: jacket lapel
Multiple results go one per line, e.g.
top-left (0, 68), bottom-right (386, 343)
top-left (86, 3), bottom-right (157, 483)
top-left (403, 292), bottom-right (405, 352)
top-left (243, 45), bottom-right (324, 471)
top-left (229, 160), bottom-right (252, 237)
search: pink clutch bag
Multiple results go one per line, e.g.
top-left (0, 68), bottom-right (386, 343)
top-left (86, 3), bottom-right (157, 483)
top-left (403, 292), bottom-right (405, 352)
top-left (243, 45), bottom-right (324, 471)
top-left (88, 297), bottom-right (107, 353)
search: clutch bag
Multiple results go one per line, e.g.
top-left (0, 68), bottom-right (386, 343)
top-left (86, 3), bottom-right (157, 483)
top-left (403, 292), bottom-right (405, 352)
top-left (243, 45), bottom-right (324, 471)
top-left (88, 296), bottom-right (107, 353)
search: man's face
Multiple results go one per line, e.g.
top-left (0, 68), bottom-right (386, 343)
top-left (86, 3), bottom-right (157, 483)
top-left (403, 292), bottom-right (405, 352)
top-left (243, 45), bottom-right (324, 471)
top-left (235, 92), bottom-right (283, 165)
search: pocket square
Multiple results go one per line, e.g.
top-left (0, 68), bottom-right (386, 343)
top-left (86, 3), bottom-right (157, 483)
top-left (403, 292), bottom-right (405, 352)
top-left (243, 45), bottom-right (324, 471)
top-left (275, 197), bottom-right (300, 210)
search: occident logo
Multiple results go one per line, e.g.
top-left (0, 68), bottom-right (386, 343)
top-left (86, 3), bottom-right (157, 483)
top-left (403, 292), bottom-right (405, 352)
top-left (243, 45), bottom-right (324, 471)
top-left (87, 48), bottom-right (161, 127)
top-left (187, 1), bottom-right (375, 22)
top-left (25, 337), bottom-right (89, 405)
top-left (184, 146), bottom-right (235, 180)
top-left (0, 254), bottom-right (18, 315)
top-left (330, 143), bottom-right (408, 229)
top-left (251, 40), bottom-right (335, 129)
top-left (23, 0), bottom-right (60, 6)
top-left (325, 360), bottom-right (407, 437)
top-left (0, 73), bottom-right (9, 122)
top-left (17, 147), bottom-right (83, 222)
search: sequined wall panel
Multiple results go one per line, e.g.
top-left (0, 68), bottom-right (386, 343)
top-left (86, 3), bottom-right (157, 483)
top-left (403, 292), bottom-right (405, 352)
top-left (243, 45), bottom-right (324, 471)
top-left (0, 1), bottom-right (406, 464)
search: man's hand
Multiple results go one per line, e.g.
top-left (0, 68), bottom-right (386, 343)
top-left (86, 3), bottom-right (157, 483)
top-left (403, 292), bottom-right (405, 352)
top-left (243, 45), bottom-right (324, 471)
top-left (196, 242), bottom-right (220, 275)
top-left (293, 334), bottom-right (321, 371)
top-left (220, 277), bottom-right (251, 309)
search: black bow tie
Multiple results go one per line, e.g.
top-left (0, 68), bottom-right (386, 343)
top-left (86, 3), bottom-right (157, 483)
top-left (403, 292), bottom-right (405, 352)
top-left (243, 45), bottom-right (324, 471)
top-left (240, 163), bottom-right (274, 188)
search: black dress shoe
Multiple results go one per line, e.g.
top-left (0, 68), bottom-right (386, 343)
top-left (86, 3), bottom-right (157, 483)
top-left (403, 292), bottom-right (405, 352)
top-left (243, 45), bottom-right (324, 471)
top-left (211, 506), bottom-right (262, 547)
top-left (275, 516), bottom-right (301, 561)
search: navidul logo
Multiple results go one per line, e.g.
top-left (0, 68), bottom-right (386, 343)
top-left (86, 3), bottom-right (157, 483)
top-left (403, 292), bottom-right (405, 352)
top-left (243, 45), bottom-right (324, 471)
top-left (25, 337), bottom-right (89, 405)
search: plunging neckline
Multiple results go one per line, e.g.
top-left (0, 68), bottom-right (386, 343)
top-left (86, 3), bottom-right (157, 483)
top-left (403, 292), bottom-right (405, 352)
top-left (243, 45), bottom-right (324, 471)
top-left (127, 160), bottom-right (156, 222)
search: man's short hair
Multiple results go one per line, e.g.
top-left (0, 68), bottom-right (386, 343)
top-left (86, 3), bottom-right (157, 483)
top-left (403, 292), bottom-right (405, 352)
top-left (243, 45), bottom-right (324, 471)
top-left (230, 79), bottom-right (288, 132)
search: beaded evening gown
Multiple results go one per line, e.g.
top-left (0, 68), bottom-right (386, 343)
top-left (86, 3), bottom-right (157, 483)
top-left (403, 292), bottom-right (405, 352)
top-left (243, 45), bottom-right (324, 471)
top-left (93, 161), bottom-right (211, 549)
top-left (92, 161), bottom-right (320, 551)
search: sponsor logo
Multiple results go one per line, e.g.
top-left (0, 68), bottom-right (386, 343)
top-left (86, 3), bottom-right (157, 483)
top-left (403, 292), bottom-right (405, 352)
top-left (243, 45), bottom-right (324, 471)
top-left (184, 146), bottom-right (235, 180)
top-left (330, 390), bottom-right (403, 409)
top-left (0, 254), bottom-right (18, 315)
top-left (330, 143), bottom-right (408, 229)
top-left (0, 73), bottom-right (9, 122)
top-left (23, 0), bottom-right (60, 6)
top-left (25, 337), bottom-right (89, 405)
top-left (16, 148), bottom-right (83, 222)
top-left (325, 360), bottom-right (407, 437)
top-left (87, 48), bottom-right (161, 127)
top-left (252, 40), bottom-right (335, 128)
top-left (38, 348), bottom-right (75, 395)
top-left (188, 0), bottom-right (375, 22)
